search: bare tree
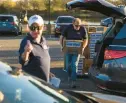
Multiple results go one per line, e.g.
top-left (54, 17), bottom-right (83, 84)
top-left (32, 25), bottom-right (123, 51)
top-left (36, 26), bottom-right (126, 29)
top-left (29, 0), bottom-right (45, 10)
top-left (15, 1), bottom-right (28, 11)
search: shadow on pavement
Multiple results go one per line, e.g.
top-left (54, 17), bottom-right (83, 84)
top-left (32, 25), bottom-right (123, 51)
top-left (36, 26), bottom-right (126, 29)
top-left (51, 67), bottom-right (97, 92)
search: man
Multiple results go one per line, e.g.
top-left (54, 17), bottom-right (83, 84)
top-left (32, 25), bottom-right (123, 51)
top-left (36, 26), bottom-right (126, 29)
top-left (19, 15), bottom-right (50, 83)
top-left (60, 18), bottom-right (88, 87)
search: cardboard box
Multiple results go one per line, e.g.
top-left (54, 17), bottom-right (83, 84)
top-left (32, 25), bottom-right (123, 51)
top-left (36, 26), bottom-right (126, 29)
top-left (83, 59), bottom-right (93, 73)
top-left (77, 56), bottom-right (85, 75)
top-left (62, 40), bottom-right (83, 54)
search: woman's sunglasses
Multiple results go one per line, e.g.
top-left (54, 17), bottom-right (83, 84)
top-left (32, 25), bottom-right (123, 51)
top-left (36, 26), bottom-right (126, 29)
top-left (30, 26), bottom-right (42, 31)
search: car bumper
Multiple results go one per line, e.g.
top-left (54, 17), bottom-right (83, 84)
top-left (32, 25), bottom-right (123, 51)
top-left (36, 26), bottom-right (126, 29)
top-left (88, 66), bottom-right (126, 94)
top-left (0, 28), bottom-right (18, 33)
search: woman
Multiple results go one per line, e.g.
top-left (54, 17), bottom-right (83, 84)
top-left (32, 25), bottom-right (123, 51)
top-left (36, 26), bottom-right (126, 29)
top-left (19, 15), bottom-right (51, 82)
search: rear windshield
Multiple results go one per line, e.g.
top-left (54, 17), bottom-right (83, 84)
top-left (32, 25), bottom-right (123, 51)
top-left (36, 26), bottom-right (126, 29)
top-left (57, 17), bottom-right (74, 23)
top-left (114, 24), bottom-right (126, 39)
top-left (0, 16), bottom-right (13, 22)
top-left (108, 24), bottom-right (126, 50)
top-left (111, 24), bottom-right (126, 45)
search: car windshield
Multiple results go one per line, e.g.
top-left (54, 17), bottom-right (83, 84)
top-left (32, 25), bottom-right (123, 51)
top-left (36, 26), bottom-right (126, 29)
top-left (0, 73), bottom-right (69, 103)
top-left (57, 17), bottom-right (73, 23)
top-left (0, 16), bottom-right (13, 22)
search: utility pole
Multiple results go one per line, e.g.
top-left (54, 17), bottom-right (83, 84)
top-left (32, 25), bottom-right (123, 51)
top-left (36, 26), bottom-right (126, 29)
top-left (48, 0), bottom-right (51, 35)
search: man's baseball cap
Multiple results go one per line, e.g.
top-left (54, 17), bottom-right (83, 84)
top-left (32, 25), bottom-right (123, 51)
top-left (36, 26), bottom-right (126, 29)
top-left (28, 15), bottom-right (44, 26)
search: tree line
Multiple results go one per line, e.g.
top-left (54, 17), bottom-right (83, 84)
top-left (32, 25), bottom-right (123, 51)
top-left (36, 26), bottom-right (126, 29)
top-left (0, 0), bottom-right (125, 20)
top-left (0, 0), bottom-right (72, 13)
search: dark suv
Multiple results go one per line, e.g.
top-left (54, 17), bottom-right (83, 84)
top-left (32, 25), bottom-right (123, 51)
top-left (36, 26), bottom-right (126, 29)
top-left (54, 16), bottom-right (75, 37)
top-left (66, 0), bottom-right (126, 94)
top-left (0, 14), bottom-right (22, 36)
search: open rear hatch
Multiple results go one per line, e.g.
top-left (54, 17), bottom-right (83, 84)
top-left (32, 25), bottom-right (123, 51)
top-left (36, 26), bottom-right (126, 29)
top-left (66, 0), bottom-right (126, 18)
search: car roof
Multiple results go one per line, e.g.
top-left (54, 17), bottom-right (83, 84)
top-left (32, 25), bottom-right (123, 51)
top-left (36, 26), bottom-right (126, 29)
top-left (57, 16), bottom-right (74, 18)
top-left (0, 14), bottom-right (17, 17)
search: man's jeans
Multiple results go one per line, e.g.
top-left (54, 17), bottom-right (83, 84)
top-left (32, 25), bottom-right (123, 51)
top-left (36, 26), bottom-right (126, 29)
top-left (65, 53), bottom-right (80, 81)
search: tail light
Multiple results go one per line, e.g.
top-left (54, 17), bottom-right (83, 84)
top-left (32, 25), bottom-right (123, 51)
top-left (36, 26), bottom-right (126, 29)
top-left (10, 22), bottom-right (16, 25)
top-left (104, 49), bottom-right (126, 60)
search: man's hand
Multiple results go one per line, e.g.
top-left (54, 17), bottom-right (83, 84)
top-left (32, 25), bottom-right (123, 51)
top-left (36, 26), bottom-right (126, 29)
top-left (24, 40), bottom-right (33, 53)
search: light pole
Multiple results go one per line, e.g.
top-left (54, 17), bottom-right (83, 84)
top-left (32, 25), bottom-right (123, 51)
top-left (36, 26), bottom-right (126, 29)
top-left (48, 0), bottom-right (51, 35)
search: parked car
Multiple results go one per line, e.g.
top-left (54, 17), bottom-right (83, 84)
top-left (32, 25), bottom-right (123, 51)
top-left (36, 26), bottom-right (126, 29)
top-left (0, 14), bottom-right (22, 36)
top-left (0, 61), bottom-right (126, 103)
top-left (100, 17), bottom-right (113, 27)
top-left (54, 16), bottom-right (75, 37)
top-left (66, 0), bottom-right (126, 94)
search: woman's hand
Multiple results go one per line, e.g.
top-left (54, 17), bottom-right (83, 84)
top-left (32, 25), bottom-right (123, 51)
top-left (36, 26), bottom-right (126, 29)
top-left (24, 40), bottom-right (33, 53)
